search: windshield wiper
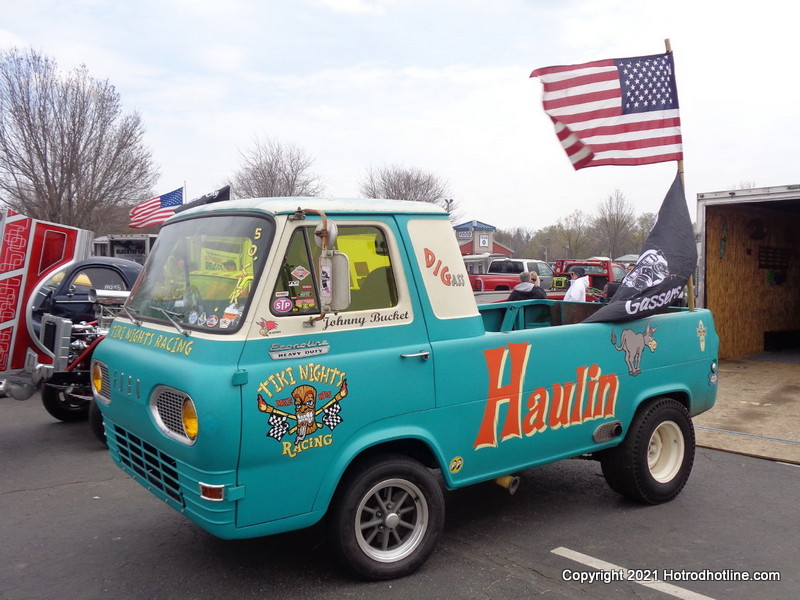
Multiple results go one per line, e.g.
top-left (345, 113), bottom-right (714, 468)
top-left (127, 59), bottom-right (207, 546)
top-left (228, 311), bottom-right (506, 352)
top-left (150, 306), bottom-right (190, 337)
top-left (121, 305), bottom-right (142, 326)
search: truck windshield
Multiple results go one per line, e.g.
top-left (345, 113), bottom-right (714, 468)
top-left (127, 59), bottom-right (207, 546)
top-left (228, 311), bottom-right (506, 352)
top-left (126, 214), bottom-right (274, 333)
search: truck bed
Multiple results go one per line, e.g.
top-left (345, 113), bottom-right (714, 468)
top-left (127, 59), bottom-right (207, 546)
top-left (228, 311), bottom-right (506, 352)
top-left (478, 299), bottom-right (683, 332)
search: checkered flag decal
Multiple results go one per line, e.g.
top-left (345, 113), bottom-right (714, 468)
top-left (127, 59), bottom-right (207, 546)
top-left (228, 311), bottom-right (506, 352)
top-left (323, 402), bottom-right (343, 430)
top-left (267, 414), bottom-right (290, 440)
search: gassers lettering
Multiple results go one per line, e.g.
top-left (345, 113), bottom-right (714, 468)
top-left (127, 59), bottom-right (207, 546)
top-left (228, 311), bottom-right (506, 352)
top-left (473, 343), bottom-right (620, 449)
top-left (625, 285), bottom-right (683, 315)
top-left (108, 324), bottom-right (194, 356)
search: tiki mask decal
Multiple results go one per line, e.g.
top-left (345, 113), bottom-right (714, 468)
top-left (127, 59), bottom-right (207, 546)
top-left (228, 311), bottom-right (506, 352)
top-left (258, 377), bottom-right (348, 449)
top-left (292, 384), bottom-right (319, 442)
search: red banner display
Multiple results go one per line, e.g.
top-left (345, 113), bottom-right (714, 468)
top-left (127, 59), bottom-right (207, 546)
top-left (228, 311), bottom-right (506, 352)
top-left (0, 209), bottom-right (93, 373)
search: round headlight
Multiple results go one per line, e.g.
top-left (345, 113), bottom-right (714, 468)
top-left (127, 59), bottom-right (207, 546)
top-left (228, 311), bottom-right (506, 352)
top-left (92, 363), bottom-right (103, 394)
top-left (182, 399), bottom-right (199, 440)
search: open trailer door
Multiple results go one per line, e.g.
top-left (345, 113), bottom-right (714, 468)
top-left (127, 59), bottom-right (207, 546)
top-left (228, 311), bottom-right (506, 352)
top-left (0, 208), bottom-right (93, 396)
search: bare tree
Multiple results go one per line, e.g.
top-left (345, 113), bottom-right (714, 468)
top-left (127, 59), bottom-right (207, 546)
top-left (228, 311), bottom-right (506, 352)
top-left (231, 137), bottom-right (322, 198)
top-left (0, 47), bottom-right (159, 233)
top-left (593, 189), bottom-right (636, 258)
top-left (632, 212), bottom-right (657, 252)
top-left (360, 165), bottom-right (454, 212)
top-left (557, 210), bottom-right (591, 259)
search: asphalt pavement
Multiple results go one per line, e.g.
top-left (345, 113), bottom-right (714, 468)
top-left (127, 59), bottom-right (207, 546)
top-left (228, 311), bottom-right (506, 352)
top-left (1, 356), bottom-right (798, 600)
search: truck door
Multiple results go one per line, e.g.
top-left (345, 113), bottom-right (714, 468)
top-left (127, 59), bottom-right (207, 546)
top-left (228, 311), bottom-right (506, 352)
top-left (235, 217), bottom-right (434, 528)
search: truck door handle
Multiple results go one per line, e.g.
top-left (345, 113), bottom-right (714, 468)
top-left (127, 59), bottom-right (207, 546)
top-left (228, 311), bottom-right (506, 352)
top-left (400, 351), bottom-right (430, 361)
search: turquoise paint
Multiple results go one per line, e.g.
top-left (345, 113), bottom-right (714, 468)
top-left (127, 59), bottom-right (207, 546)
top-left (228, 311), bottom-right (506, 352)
top-left (93, 202), bottom-right (719, 541)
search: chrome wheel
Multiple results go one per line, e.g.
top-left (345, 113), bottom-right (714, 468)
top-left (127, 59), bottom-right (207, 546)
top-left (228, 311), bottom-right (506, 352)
top-left (355, 478), bottom-right (429, 563)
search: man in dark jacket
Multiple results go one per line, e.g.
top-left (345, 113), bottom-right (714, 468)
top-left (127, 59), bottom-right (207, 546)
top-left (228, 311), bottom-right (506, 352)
top-left (508, 272), bottom-right (547, 301)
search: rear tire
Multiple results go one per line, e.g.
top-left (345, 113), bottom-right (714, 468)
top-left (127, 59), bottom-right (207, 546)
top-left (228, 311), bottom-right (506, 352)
top-left (41, 385), bottom-right (90, 422)
top-left (600, 397), bottom-right (695, 504)
top-left (328, 454), bottom-right (444, 580)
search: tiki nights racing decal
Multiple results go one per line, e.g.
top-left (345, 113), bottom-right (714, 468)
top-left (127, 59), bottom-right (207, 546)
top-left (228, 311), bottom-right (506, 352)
top-left (257, 363), bottom-right (348, 457)
top-left (474, 342), bottom-right (620, 450)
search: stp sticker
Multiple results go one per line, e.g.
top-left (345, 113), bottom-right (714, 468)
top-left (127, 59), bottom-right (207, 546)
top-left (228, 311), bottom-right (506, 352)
top-left (273, 297), bottom-right (294, 313)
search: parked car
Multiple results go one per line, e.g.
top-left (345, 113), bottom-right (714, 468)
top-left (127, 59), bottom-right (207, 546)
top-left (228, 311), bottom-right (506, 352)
top-left (468, 258), bottom-right (554, 291)
top-left (26, 257), bottom-right (142, 429)
top-left (30, 256), bottom-right (142, 335)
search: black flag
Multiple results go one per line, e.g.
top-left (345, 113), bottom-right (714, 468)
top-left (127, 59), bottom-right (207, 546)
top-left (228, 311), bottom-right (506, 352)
top-left (173, 185), bottom-right (231, 214)
top-left (584, 172), bottom-right (696, 323)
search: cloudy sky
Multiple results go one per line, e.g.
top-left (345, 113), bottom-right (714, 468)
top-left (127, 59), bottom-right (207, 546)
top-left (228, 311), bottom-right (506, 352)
top-left (1, 0), bottom-right (795, 230)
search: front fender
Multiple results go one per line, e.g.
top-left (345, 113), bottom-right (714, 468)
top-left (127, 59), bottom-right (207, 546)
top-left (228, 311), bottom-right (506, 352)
top-left (312, 423), bottom-right (449, 514)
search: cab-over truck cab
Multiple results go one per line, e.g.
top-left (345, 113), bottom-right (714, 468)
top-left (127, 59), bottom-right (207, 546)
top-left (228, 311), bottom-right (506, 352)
top-left (92, 198), bottom-right (718, 580)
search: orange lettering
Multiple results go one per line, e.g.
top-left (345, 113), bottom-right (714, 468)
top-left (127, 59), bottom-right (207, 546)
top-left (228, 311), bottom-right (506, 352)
top-left (473, 343), bottom-right (530, 449)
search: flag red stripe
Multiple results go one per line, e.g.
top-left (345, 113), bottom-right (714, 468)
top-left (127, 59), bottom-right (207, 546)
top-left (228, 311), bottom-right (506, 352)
top-left (586, 152), bottom-right (684, 167)
top-left (530, 58), bottom-right (615, 78)
top-left (539, 68), bottom-right (619, 92)
top-left (590, 134), bottom-right (683, 153)
top-left (574, 116), bottom-right (682, 138)
top-left (554, 106), bottom-right (623, 126)
top-left (542, 87), bottom-right (621, 111)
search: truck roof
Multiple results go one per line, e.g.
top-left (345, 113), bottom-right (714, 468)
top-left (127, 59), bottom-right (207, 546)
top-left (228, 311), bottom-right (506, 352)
top-left (169, 197), bottom-right (448, 220)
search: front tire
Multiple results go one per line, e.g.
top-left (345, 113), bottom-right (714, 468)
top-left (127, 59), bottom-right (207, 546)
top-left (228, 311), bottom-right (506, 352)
top-left (600, 397), bottom-right (695, 504)
top-left (88, 400), bottom-right (107, 445)
top-left (41, 385), bottom-right (90, 422)
top-left (328, 454), bottom-right (444, 580)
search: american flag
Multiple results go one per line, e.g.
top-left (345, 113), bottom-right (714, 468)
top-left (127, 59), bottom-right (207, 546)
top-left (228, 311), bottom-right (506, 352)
top-left (530, 52), bottom-right (682, 169)
top-left (129, 188), bottom-right (184, 229)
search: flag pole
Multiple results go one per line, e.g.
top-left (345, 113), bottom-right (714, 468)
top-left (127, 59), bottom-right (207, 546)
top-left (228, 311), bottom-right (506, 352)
top-left (666, 38), bottom-right (695, 311)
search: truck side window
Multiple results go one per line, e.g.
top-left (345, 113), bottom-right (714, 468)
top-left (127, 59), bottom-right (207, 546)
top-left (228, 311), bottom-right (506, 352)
top-left (338, 227), bottom-right (397, 312)
top-left (271, 225), bottom-right (398, 316)
top-left (271, 228), bottom-right (320, 315)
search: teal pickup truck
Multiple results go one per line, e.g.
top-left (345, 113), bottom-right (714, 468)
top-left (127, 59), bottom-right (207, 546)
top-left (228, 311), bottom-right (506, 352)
top-left (91, 197), bottom-right (718, 580)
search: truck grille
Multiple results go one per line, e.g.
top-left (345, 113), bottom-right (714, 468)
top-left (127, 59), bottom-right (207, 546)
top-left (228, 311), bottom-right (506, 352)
top-left (109, 424), bottom-right (183, 505)
top-left (94, 362), bottom-right (111, 404)
top-left (151, 386), bottom-right (196, 445)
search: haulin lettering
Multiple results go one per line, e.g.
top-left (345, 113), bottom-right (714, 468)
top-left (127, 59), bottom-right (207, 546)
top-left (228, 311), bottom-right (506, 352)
top-left (473, 343), bottom-right (620, 449)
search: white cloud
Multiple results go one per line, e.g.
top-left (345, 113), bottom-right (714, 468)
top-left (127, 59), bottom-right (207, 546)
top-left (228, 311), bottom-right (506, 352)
top-left (312, 0), bottom-right (392, 15)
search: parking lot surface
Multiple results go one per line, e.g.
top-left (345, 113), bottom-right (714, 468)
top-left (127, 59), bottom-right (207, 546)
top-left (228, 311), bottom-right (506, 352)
top-left (1, 388), bottom-right (797, 600)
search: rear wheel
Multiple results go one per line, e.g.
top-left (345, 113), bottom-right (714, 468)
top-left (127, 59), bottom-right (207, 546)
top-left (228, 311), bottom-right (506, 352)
top-left (600, 397), bottom-right (695, 504)
top-left (328, 454), bottom-right (444, 580)
top-left (41, 385), bottom-right (90, 422)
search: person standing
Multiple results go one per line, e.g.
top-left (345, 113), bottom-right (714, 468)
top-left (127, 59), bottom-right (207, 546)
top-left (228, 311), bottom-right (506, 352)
top-left (563, 267), bottom-right (589, 302)
top-left (508, 271), bottom-right (547, 301)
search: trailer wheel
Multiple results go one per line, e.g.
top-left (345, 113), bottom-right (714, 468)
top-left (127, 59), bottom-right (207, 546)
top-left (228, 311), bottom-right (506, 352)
top-left (328, 454), bottom-right (444, 580)
top-left (41, 385), bottom-right (90, 422)
top-left (600, 397), bottom-right (695, 504)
